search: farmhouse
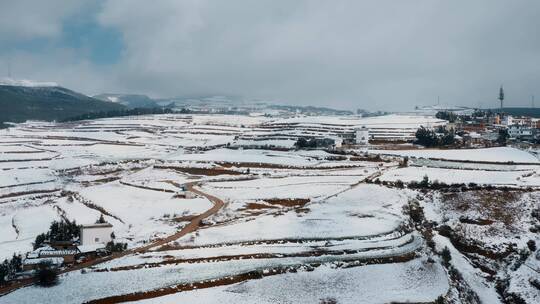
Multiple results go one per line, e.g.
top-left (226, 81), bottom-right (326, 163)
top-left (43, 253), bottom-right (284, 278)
top-left (80, 223), bottom-right (113, 246)
top-left (23, 245), bottom-right (78, 271)
top-left (355, 126), bottom-right (369, 145)
top-left (174, 186), bottom-right (196, 199)
top-left (22, 257), bottom-right (63, 271)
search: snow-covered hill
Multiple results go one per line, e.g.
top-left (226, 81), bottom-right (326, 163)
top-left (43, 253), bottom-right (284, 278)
top-left (0, 77), bottom-right (58, 87)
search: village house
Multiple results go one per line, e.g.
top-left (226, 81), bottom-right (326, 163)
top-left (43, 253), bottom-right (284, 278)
top-left (355, 126), bottom-right (369, 145)
top-left (80, 223), bottom-right (113, 246)
top-left (22, 223), bottom-right (115, 271)
top-left (174, 186), bottom-right (196, 199)
top-left (23, 245), bottom-right (77, 271)
top-left (508, 125), bottom-right (534, 141)
top-left (22, 257), bottom-right (63, 271)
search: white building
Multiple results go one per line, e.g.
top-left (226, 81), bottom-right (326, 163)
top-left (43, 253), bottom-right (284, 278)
top-left (508, 125), bottom-right (533, 139)
top-left (332, 137), bottom-right (343, 148)
top-left (502, 115), bottom-right (513, 126)
top-left (355, 126), bottom-right (369, 145)
top-left (80, 223), bottom-right (113, 246)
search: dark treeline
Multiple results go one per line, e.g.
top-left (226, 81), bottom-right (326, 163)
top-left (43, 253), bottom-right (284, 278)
top-left (0, 254), bottom-right (22, 285)
top-left (61, 107), bottom-right (188, 122)
top-left (295, 137), bottom-right (335, 149)
top-left (34, 220), bottom-right (80, 249)
top-left (415, 126), bottom-right (455, 147)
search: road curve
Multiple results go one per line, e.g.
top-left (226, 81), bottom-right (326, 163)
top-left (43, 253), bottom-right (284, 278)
top-left (0, 182), bottom-right (225, 296)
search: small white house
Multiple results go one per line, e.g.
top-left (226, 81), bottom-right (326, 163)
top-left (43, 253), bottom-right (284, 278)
top-left (80, 223), bottom-right (113, 246)
top-left (355, 126), bottom-right (369, 145)
top-left (332, 137), bottom-right (343, 148)
top-left (174, 186), bottom-right (196, 199)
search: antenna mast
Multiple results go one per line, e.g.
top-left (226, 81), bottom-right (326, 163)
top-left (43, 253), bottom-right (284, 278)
top-left (498, 85), bottom-right (504, 110)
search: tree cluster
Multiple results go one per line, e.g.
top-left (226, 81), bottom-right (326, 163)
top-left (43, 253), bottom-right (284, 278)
top-left (497, 128), bottom-right (509, 145)
top-left (34, 220), bottom-right (80, 250)
top-left (415, 126), bottom-right (455, 147)
top-left (295, 137), bottom-right (335, 149)
top-left (106, 241), bottom-right (128, 253)
top-left (0, 254), bottom-right (22, 285)
top-left (61, 107), bottom-right (178, 122)
top-left (435, 111), bottom-right (458, 123)
top-left (36, 261), bottom-right (58, 287)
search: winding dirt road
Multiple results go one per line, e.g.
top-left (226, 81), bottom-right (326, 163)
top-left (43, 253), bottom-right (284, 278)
top-left (134, 182), bottom-right (224, 252)
top-left (0, 182), bottom-right (225, 296)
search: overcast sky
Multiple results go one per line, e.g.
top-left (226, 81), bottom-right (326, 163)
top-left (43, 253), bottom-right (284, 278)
top-left (0, 0), bottom-right (539, 111)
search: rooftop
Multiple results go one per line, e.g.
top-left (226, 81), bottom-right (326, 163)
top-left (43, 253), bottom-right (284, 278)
top-left (81, 223), bottom-right (113, 229)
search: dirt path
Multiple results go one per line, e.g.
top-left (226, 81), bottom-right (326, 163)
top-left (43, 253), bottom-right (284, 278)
top-left (132, 182), bottom-right (224, 253)
top-left (0, 182), bottom-right (225, 296)
top-left (322, 165), bottom-right (396, 201)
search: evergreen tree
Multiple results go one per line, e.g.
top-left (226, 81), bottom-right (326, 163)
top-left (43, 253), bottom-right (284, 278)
top-left (33, 219), bottom-right (80, 249)
top-left (36, 262), bottom-right (58, 287)
top-left (415, 127), bottom-right (438, 147)
top-left (96, 214), bottom-right (107, 224)
top-left (441, 246), bottom-right (452, 267)
top-left (497, 128), bottom-right (509, 145)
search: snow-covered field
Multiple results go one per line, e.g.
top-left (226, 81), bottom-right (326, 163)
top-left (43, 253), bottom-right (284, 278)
top-left (371, 147), bottom-right (539, 163)
top-left (137, 259), bottom-right (448, 304)
top-left (1, 114), bottom-right (539, 303)
top-left (78, 181), bottom-right (213, 245)
top-left (380, 166), bottom-right (540, 187)
top-left (182, 184), bottom-right (409, 247)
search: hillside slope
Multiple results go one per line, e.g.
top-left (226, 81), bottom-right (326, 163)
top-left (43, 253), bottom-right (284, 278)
top-left (93, 93), bottom-right (159, 109)
top-left (0, 84), bottom-right (125, 124)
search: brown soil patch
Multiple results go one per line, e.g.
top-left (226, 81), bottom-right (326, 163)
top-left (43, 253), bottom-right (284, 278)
top-left (441, 190), bottom-right (523, 227)
top-left (0, 188), bottom-right (60, 200)
top-left (243, 202), bottom-right (279, 210)
top-left (438, 225), bottom-right (512, 260)
top-left (155, 165), bottom-right (243, 176)
top-left (80, 177), bottom-right (121, 186)
top-left (264, 198), bottom-right (310, 207)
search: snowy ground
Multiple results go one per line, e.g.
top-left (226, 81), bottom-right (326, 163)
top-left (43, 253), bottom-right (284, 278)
top-left (370, 147), bottom-right (539, 163)
top-left (1, 115), bottom-right (540, 303)
top-left (380, 166), bottom-right (540, 187)
top-left (137, 259), bottom-right (448, 304)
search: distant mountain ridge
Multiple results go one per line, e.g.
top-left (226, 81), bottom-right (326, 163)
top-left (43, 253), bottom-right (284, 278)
top-left (493, 107), bottom-right (540, 118)
top-left (0, 78), bottom-right (58, 87)
top-left (0, 81), bottom-right (125, 125)
top-left (93, 93), bottom-right (159, 109)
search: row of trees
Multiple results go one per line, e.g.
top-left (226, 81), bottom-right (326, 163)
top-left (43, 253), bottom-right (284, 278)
top-left (435, 111), bottom-right (458, 123)
top-left (415, 126), bottom-right (456, 147)
top-left (416, 126), bottom-right (510, 147)
top-left (61, 107), bottom-right (183, 122)
top-left (295, 137), bottom-right (335, 149)
top-left (436, 110), bottom-right (498, 123)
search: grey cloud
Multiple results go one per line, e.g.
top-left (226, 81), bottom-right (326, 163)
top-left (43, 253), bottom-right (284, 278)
top-left (0, 0), bottom-right (87, 41)
top-left (2, 0), bottom-right (540, 111)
